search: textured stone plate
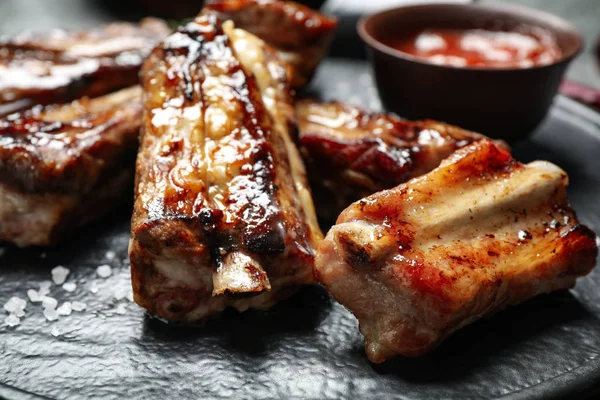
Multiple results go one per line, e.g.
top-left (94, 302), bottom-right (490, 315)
top-left (1, 60), bottom-right (599, 399)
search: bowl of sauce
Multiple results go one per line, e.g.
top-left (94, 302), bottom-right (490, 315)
top-left (390, 27), bottom-right (562, 69)
top-left (358, 3), bottom-right (583, 140)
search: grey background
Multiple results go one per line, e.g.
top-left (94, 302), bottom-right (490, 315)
top-left (0, 0), bottom-right (598, 88)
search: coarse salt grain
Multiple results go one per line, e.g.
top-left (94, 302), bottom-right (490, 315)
top-left (96, 265), bottom-right (112, 278)
top-left (114, 286), bottom-right (129, 301)
top-left (39, 281), bottom-right (52, 296)
top-left (27, 289), bottom-right (43, 303)
top-left (43, 307), bottom-right (58, 321)
top-left (5, 314), bottom-right (19, 327)
top-left (51, 326), bottom-right (60, 337)
top-left (4, 296), bottom-right (26, 314)
top-left (42, 296), bottom-right (58, 309)
top-left (57, 302), bottom-right (72, 316)
top-left (62, 282), bottom-right (77, 292)
top-left (51, 266), bottom-right (70, 285)
top-left (115, 304), bottom-right (127, 315)
top-left (105, 251), bottom-right (116, 261)
top-left (89, 281), bottom-right (99, 294)
top-left (72, 301), bottom-right (87, 312)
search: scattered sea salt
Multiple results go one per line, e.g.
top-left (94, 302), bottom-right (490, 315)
top-left (27, 289), bottom-right (43, 303)
top-left (115, 304), bottom-right (127, 315)
top-left (40, 252), bottom-right (47, 259)
top-left (96, 265), bottom-right (112, 278)
top-left (43, 307), bottom-right (58, 321)
top-left (62, 282), bottom-right (77, 293)
top-left (89, 281), bottom-right (99, 294)
top-left (105, 251), bottom-right (116, 261)
top-left (42, 296), bottom-right (58, 310)
top-left (4, 296), bottom-right (27, 314)
top-left (4, 314), bottom-right (19, 327)
top-left (51, 326), bottom-right (60, 337)
top-left (72, 301), bottom-right (87, 312)
top-left (57, 302), bottom-right (72, 316)
top-left (51, 266), bottom-right (70, 285)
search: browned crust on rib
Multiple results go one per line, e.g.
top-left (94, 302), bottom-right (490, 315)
top-left (296, 99), bottom-right (508, 221)
top-left (315, 140), bottom-right (598, 362)
top-left (0, 86), bottom-right (142, 193)
top-left (0, 18), bottom-right (169, 113)
top-left (130, 13), bottom-right (321, 321)
top-left (205, 0), bottom-right (337, 88)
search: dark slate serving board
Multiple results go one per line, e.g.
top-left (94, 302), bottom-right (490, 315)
top-left (1, 60), bottom-right (600, 400)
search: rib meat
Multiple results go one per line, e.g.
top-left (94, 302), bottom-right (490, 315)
top-left (205, 0), bottom-right (337, 88)
top-left (130, 14), bottom-right (322, 321)
top-left (315, 139), bottom-right (598, 362)
top-left (0, 18), bottom-right (169, 115)
top-left (296, 99), bottom-right (505, 221)
top-left (0, 86), bottom-right (142, 247)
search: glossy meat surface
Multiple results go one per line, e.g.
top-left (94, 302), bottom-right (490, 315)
top-left (315, 140), bottom-right (598, 362)
top-left (0, 18), bottom-right (169, 115)
top-left (296, 99), bottom-right (502, 221)
top-left (130, 14), bottom-right (322, 321)
top-left (0, 87), bottom-right (142, 246)
top-left (205, 0), bottom-right (337, 88)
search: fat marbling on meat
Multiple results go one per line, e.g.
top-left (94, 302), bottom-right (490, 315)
top-left (315, 139), bottom-right (598, 362)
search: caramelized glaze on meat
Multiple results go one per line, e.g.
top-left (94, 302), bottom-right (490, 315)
top-left (0, 19), bottom-right (169, 115)
top-left (296, 99), bottom-right (506, 221)
top-left (315, 140), bottom-right (598, 362)
top-left (130, 14), bottom-right (322, 321)
top-left (0, 86), bottom-right (142, 246)
top-left (205, 0), bottom-right (337, 88)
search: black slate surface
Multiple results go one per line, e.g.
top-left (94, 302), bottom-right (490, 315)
top-left (1, 59), bottom-right (600, 399)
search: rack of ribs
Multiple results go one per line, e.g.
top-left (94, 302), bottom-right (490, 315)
top-left (205, 0), bottom-right (337, 89)
top-left (315, 139), bottom-right (598, 362)
top-left (0, 86), bottom-right (142, 247)
top-left (129, 13), bottom-right (322, 321)
top-left (0, 18), bottom-right (169, 116)
top-left (296, 99), bottom-right (505, 221)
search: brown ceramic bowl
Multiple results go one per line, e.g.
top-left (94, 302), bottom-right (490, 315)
top-left (358, 3), bottom-right (583, 140)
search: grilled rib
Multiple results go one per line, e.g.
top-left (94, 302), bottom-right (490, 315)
top-left (130, 14), bottom-right (322, 321)
top-left (205, 0), bottom-right (337, 88)
top-left (0, 18), bottom-right (169, 115)
top-left (296, 99), bottom-right (506, 221)
top-left (0, 86), bottom-right (142, 247)
top-left (315, 139), bottom-right (598, 362)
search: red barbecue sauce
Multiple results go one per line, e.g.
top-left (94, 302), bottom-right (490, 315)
top-left (388, 27), bottom-right (562, 68)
